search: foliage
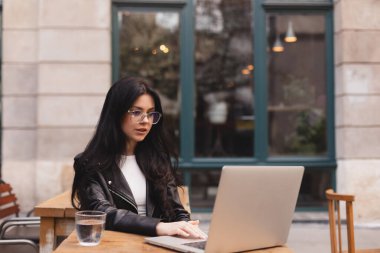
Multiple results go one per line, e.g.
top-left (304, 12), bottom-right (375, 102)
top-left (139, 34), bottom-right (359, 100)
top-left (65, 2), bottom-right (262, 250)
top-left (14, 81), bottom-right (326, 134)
top-left (287, 110), bottom-right (326, 155)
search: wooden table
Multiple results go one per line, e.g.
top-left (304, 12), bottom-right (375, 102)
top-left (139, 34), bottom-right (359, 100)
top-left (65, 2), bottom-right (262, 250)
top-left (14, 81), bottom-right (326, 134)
top-left (53, 230), bottom-right (294, 253)
top-left (35, 191), bottom-right (75, 253)
top-left (36, 191), bottom-right (293, 253)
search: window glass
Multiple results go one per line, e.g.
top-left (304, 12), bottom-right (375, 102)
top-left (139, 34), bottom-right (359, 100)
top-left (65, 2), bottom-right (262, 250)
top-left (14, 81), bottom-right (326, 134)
top-left (118, 10), bottom-right (181, 154)
top-left (266, 14), bottom-right (327, 156)
top-left (298, 168), bottom-right (332, 208)
top-left (194, 0), bottom-right (255, 157)
top-left (189, 169), bottom-right (221, 209)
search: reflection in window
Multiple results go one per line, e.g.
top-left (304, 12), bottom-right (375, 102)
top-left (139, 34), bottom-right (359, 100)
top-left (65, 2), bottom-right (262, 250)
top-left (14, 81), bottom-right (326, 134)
top-left (267, 14), bottom-right (327, 156)
top-left (195, 0), bottom-right (255, 157)
top-left (298, 168), bottom-right (332, 207)
top-left (118, 11), bottom-right (180, 154)
top-left (190, 169), bottom-right (221, 209)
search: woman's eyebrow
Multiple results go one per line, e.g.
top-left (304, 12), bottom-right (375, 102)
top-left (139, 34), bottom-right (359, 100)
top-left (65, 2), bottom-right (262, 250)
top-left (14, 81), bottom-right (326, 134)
top-left (130, 106), bottom-right (155, 111)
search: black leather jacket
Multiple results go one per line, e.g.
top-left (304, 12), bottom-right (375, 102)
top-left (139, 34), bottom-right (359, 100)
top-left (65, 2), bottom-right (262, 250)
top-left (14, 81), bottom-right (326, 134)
top-left (73, 154), bottom-right (190, 236)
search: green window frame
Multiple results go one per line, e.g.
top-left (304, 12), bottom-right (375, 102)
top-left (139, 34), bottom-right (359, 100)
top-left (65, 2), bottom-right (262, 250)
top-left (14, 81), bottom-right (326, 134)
top-left (112, 0), bottom-right (336, 210)
top-left (256, 0), bottom-right (336, 166)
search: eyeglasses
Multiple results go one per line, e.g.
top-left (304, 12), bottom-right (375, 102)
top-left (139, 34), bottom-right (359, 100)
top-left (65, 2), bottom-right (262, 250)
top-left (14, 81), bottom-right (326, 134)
top-left (127, 110), bottom-right (162, 124)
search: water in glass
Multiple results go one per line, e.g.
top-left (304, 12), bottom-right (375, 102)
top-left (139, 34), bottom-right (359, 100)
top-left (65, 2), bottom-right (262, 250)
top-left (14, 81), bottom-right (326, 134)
top-left (75, 211), bottom-right (106, 246)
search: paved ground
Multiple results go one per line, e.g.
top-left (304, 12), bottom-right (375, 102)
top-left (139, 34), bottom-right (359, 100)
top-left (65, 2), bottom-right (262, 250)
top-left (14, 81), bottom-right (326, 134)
top-left (287, 223), bottom-right (380, 252)
top-left (192, 212), bottom-right (380, 253)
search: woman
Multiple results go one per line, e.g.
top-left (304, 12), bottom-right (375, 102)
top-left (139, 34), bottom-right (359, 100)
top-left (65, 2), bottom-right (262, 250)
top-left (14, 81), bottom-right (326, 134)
top-left (71, 77), bottom-right (206, 239)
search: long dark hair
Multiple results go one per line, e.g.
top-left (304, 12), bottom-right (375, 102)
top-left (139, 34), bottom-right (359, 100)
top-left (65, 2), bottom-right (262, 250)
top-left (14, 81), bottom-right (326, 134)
top-left (71, 77), bottom-right (179, 217)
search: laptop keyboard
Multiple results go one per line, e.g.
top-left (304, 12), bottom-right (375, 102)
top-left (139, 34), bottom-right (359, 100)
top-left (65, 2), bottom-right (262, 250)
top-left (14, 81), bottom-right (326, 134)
top-left (183, 240), bottom-right (207, 250)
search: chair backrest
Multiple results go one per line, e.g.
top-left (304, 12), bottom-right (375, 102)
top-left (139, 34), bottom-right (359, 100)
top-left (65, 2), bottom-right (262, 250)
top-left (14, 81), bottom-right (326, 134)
top-left (177, 186), bottom-right (191, 214)
top-left (325, 189), bottom-right (355, 253)
top-left (0, 180), bottom-right (20, 219)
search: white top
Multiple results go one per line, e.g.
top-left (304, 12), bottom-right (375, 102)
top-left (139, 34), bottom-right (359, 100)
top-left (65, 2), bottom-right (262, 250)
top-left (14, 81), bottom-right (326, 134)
top-left (119, 155), bottom-right (147, 216)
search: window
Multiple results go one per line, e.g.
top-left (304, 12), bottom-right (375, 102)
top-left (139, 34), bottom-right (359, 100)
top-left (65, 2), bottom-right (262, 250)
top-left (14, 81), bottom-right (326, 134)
top-left (115, 7), bottom-right (182, 154)
top-left (195, 0), bottom-right (254, 158)
top-left (112, 0), bottom-right (335, 210)
top-left (267, 13), bottom-right (327, 157)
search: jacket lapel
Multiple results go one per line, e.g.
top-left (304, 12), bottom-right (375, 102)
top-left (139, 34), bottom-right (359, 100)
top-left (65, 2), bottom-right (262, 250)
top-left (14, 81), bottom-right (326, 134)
top-left (103, 161), bottom-right (157, 218)
top-left (104, 162), bottom-right (138, 209)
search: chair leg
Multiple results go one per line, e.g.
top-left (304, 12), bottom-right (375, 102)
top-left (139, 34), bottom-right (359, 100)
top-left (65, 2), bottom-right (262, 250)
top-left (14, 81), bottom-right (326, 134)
top-left (346, 201), bottom-right (355, 253)
top-left (337, 202), bottom-right (342, 253)
top-left (328, 199), bottom-right (337, 253)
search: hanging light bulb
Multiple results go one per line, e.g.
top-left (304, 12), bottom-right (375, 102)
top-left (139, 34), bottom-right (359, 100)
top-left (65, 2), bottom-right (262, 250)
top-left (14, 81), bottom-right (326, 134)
top-left (284, 21), bottom-right (297, 43)
top-left (272, 35), bottom-right (284, 52)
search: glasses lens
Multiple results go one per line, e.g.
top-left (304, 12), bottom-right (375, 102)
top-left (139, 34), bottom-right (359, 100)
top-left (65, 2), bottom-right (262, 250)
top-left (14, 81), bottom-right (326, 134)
top-left (129, 110), bottom-right (142, 118)
top-left (134, 111), bottom-right (143, 118)
top-left (151, 112), bottom-right (161, 124)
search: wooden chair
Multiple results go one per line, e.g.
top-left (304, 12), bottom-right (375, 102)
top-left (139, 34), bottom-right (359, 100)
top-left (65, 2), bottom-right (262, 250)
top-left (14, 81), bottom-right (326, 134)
top-left (325, 189), bottom-right (380, 253)
top-left (178, 186), bottom-right (191, 213)
top-left (0, 179), bottom-right (40, 253)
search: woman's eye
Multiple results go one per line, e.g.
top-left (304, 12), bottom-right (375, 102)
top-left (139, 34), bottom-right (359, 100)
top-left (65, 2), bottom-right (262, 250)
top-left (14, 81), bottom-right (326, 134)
top-left (132, 111), bottom-right (142, 117)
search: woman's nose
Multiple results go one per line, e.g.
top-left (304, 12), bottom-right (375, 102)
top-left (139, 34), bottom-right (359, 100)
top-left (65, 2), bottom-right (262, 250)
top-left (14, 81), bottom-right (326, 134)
top-left (140, 113), bottom-right (150, 123)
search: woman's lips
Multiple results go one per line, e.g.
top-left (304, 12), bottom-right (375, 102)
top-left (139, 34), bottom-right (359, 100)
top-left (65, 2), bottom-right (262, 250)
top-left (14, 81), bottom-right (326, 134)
top-left (136, 128), bottom-right (148, 134)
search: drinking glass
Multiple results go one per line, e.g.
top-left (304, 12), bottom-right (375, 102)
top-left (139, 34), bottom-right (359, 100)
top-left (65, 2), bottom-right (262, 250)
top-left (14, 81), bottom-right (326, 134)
top-left (75, 210), bottom-right (106, 246)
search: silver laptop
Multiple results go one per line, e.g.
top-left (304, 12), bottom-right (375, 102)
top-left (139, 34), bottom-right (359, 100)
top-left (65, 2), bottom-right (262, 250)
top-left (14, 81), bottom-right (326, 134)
top-left (145, 165), bottom-right (304, 253)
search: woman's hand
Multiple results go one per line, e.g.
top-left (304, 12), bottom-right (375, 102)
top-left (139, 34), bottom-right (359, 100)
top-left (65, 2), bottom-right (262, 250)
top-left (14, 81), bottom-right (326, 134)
top-left (156, 220), bottom-right (207, 239)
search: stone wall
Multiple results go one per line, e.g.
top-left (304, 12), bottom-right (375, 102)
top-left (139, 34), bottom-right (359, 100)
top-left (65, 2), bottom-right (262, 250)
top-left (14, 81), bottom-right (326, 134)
top-left (334, 0), bottom-right (380, 223)
top-left (2, 0), bottom-right (111, 211)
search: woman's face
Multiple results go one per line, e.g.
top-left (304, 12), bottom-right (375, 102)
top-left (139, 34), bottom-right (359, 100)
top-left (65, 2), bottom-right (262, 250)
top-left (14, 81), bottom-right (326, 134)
top-left (122, 93), bottom-right (156, 152)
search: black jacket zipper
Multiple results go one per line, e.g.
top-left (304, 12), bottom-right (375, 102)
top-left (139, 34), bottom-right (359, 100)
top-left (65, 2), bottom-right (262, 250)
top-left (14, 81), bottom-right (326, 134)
top-left (108, 185), bottom-right (138, 213)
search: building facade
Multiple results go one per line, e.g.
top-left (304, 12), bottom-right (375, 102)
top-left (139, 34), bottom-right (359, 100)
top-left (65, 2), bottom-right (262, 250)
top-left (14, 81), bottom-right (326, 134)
top-left (1, 0), bottom-right (379, 223)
